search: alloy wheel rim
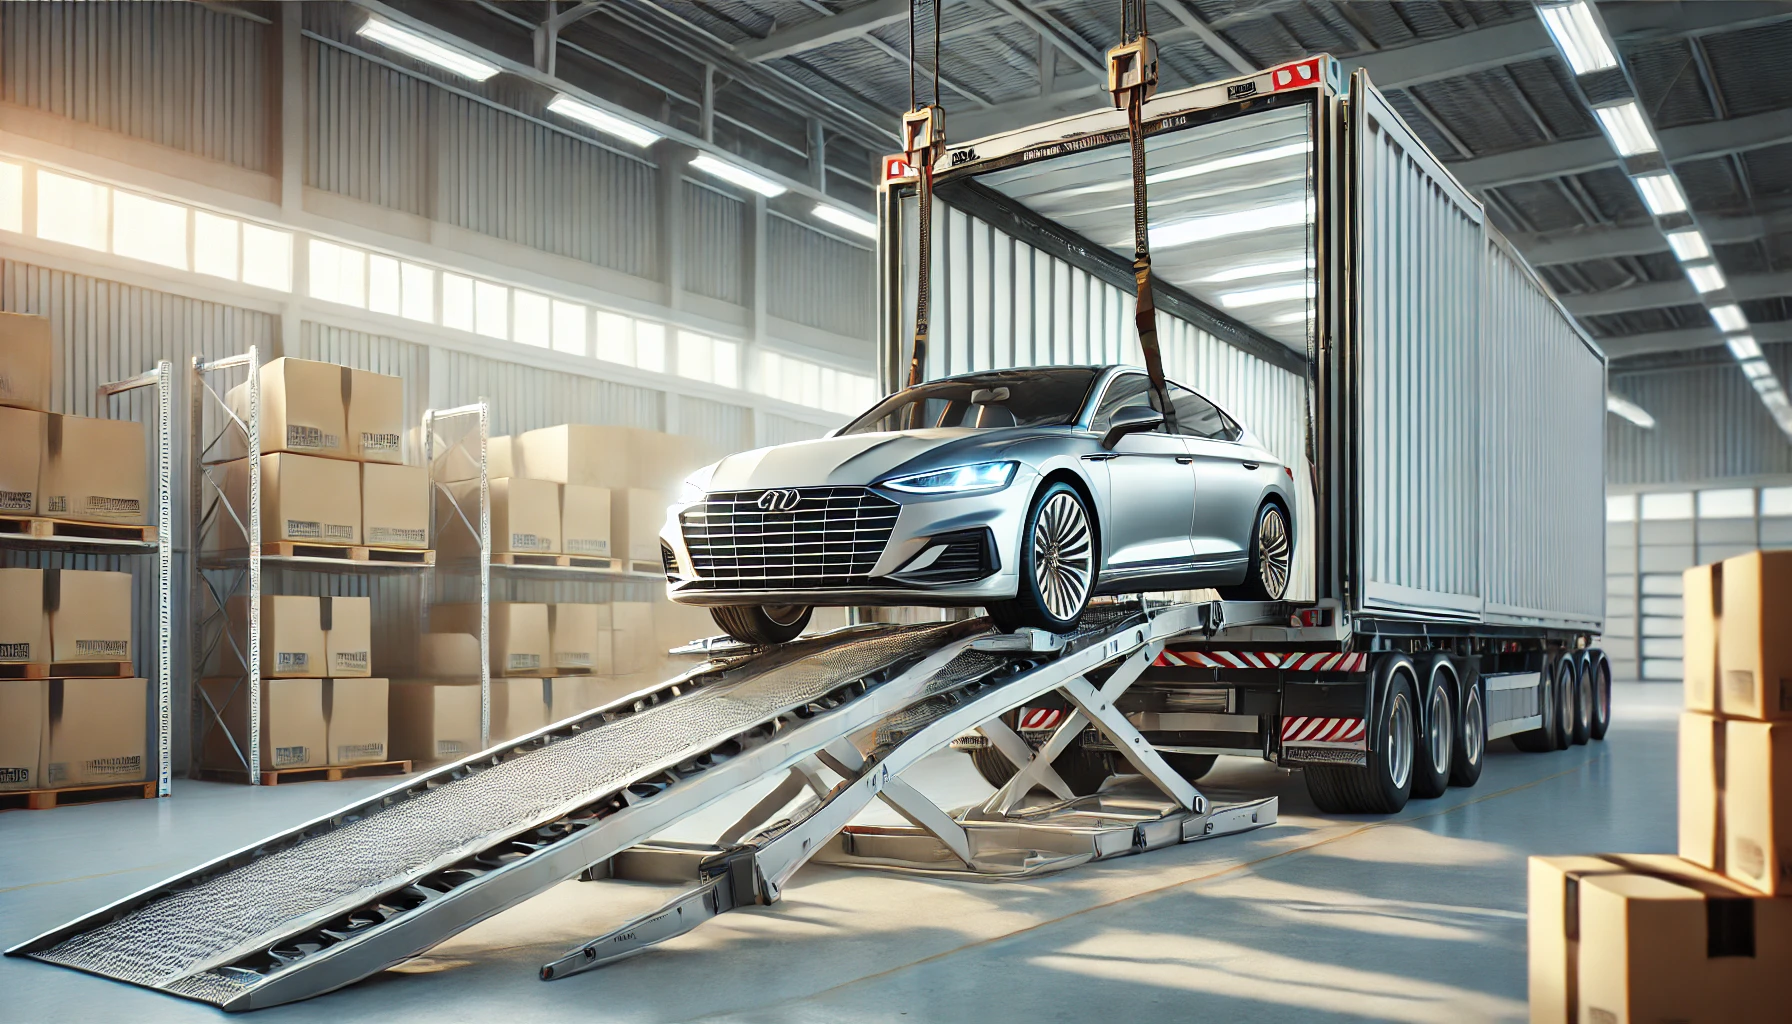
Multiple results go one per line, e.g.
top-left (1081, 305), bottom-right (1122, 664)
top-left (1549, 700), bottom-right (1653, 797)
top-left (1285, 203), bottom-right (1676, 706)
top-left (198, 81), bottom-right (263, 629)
top-left (1258, 506), bottom-right (1291, 599)
top-left (1387, 691), bottom-right (1413, 790)
top-left (1427, 685), bottom-right (1451, 771)
top-left (1033, 492), bottom-right (1094, 620)
top-left (763, 605), bottom-right (806, 627)
top-left (1464, 686), bottom-right (1484, 764)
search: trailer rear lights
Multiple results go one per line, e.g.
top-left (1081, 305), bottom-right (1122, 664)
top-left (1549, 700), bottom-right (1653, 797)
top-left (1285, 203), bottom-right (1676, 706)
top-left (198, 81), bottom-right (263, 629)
top-left (1635, 173), bottom-right (1687, 216)
top-left (1686, 263), bottom-right (1727, 294)
top-left (1290, 608), bottom-right (1330, 628)
top-left (1728, 335), bottom-right (1762, 361)
top-left (690, 155), bottom-right (787, 198)
top-left (812, 204), bottom-right (878, 239)
top-left (1269, 58), bottom-right (1323, 91)
top-left (357, 17), bottom-right (500, 81)
top-left (1711, 304), bottom-right (1747, 332)
top-left (882, 155), bottom-right (914, 182)
top-left (547, 95), bottom-right (662, 148)
top-left (1538, 1), bottom-right (1618, 76)
top-left (1665, 229), bottom-right (1710, 262)
top-left (1593, 101), bottom-right (1658, 157)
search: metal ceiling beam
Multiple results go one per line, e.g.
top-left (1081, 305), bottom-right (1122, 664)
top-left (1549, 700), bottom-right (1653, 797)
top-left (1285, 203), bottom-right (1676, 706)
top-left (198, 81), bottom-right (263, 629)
top-left (1560, 270), bottom-right (1792, 318)
top-left (738, 0), bottom-right (909, 61)
top-left (1606, 321), bottom-right (1792, 362)
top-left (1452, 107), bottom-right (1792, 190)
top-left (1158, 2), bottom-right (1254, 74)
top-left (982, 0), bottom-right (1106, 79)
top-left (1513, 210), bottom-right (1792, 266)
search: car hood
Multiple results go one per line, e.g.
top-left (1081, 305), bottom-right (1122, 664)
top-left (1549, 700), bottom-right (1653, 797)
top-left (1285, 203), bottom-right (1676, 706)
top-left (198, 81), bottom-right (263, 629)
top-left (708, 428), bottom-right (1028, 490)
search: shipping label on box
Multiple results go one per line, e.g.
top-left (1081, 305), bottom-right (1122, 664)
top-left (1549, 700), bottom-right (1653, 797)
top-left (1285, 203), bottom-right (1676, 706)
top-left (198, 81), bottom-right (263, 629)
top-left (345, 367), bottom-right (405, 463)
top-left (0, 680), bottom-right (46, 791)
top-left (323, 596), bottom-right (372, 677)
top-left (435, 477), bottom-right (559, 556)
top-left (431, 603), bottom-right (549, 677)
top-left (0, 406), bottom-right (45, 514)
top-left (40, 414), bottom-right (148, 524)
top-left (44, 678), bottom-right (148, 787)
top-left (562, 484), bottom-right (611, 557)
top-left (47, 569), bottom-right (133, 664)
top-left (225, 357), bottom-right (348, 459)
top-left (549, 604), bottom-right (601, 670)
top-left (1725, 718), bottom-right (1792, 895)
top-left (388, 681), bottom-right (482, 766)
top-left (200, 677), bottom-right (327, 770)
top-left (219, 453), bottom-right (361, 547)
top-left (363, 463), bottom-right (429, 548)
top-left (0, 568), bottom-right (49, 664)
top-left (226, 595), bottom-right (324, 678)
top-left (325, 678), bottom-right (388, 765)
top-left (1719, 550), bottom-right (1792, 720)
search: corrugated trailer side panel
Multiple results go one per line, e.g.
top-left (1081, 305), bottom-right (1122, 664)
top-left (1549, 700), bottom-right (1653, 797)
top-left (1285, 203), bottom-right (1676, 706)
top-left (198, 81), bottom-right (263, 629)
top-left (1353, 84), bottom-right (1484, 620)
top-left (1480, 237), bottom-right (1606, 628)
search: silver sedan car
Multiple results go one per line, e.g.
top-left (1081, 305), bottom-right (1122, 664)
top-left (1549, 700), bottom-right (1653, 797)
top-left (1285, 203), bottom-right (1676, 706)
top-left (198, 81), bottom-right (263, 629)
top-left (661, 365), bottom-right (1295, 644)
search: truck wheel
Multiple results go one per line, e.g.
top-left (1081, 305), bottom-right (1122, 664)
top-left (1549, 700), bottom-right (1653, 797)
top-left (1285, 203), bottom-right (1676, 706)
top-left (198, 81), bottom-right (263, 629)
top-left (1551, 653), bottom-right (1577, 749)
top-left (711, 604), bottom-right (812, 645)
top-left (1586, 649), bottom-right (1613, 741)
top-left (968, 743), bottom-right (1114, 797)
top-left (1217, 502), bottom-right (1292, 601)
top-left (1304, 660), bottom-right (1415, 815)
top-left (1568, 652), bottom-right (1592, 746)
top-left (1163, 752), bottom-right (1218, 782)
top-left (988, 482), bottom-right (1095, 634)
top-left (1450, 675), bottom-right (1486, 787)
top-left (1411, 656), bottom-right (1453, 800)
top-left (1512, 651), bottom-right (1558, 753)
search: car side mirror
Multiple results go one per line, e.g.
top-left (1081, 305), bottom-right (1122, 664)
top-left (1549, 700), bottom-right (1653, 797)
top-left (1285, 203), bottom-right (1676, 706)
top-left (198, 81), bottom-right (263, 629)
top-left (1100, 406), bottom-right (1164, 449)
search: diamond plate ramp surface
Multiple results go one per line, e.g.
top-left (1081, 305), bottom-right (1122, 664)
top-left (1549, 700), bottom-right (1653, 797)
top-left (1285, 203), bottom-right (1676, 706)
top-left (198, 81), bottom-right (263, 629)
top-left (22, 623), bottom-right (964, 1001)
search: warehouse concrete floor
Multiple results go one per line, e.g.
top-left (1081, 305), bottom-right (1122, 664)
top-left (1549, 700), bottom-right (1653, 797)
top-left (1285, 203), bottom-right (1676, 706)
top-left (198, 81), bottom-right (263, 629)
top-left (1, 683), bottom-right (1678, 1024)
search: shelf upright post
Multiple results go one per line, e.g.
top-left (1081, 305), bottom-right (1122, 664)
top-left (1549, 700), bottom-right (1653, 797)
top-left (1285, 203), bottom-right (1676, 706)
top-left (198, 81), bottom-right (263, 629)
top-left (188, 357), bottom-right (204, 784)
top-left (478, 398), bottom-right (490, 749)
top-left (245, 346), bottom-right (262, 784)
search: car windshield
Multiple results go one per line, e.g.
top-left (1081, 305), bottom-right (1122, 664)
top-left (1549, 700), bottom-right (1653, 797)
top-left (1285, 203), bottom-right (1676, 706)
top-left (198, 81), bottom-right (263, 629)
top-left (840, 368), bottom-right (1102, 435)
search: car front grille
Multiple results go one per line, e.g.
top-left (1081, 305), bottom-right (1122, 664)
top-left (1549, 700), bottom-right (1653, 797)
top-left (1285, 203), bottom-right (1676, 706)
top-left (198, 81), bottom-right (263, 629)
top-left (680, 486), bottom-right (899, 589)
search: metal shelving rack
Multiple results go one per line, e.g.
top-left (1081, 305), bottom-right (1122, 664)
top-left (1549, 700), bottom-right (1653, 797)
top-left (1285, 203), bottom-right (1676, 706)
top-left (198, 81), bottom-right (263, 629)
top-left (2, 362), bottom-right (177, 796)
top-left (422, 401), bottom-right (492, 746)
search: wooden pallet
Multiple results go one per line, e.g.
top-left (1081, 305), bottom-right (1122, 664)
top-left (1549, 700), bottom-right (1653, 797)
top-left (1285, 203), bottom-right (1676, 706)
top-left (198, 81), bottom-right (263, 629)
top-left (491, 552), bottom-right (616, 569)
top-left (0, 661), bottom-right (135, 680)
top-left (196, 759), bottom-right (413, 786)
top-left (0, 515), bottom-right (157, 544)
top-left (1, 779), bottom-right (157, 811)
top-left (260, 542), bottom-right (435, 565)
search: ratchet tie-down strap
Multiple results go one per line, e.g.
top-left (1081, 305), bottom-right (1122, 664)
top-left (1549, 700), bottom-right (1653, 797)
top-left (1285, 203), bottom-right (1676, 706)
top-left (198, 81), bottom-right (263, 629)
top-left (1109, 25), bottom-right (1177, 432)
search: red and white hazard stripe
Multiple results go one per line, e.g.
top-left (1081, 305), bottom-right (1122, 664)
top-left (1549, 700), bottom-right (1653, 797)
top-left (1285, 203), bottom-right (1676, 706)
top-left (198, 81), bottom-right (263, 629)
top-left (1280, 716), bottom-right (1367, 744)
top-left (1016, 707), bottom-right (1063, 731)
top-left (1153, 650), bottom-right (1367, 672)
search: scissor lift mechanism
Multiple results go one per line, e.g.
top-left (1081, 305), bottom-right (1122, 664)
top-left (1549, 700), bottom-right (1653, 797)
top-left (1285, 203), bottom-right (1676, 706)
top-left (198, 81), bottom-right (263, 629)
top-left (10, 602), bottom-right (1278, 1011)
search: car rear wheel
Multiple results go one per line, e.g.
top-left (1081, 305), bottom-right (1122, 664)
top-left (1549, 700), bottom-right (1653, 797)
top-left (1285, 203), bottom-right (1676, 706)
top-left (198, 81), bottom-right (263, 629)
top-left (1217, 502), bottom-right (1292, 601)
top-left (710, 604), bottom-right (812, 645)
top-left (989, 481), bottom-right (1095, 634)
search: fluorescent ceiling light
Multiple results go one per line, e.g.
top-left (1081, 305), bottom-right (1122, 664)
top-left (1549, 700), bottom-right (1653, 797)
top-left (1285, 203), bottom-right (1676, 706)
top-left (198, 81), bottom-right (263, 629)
top-left (1665, 229), bottom-right (1709, 262)
top-left (546, 95), bottom-right (661, 148)
top-left (1728, 335), bottom-right (1762, 361)
top-left (1687, 263), bottom-right (1727, 294)
top-left (1219, 281), bottom-right (1314, 309)
top-left (1200, 257), bottom-right (1314, 283)
top-left (811, 204), bottom-right (877, 239)
top-left (690, 154), bottom-right (786, 197)
top-left (1594, 101), bottom-right (1658, 157)
top-left (1149, 199), bottom-right (1308, 248)
top-left (1635, 173), bottom-right (1687, 215)
top-left (357, 17), bottom-right (499, 81)
top-left (1050, 142), bottom-right (1309, 200)
top-left (1741, 359), bottom-right (1772, 380)
top-left (1538, 1), bottom-right (1618, 75)
top-left (1605, 393), bottom-right (1655, 429)
top-left (1711, 304), bottom-right (1747, 332)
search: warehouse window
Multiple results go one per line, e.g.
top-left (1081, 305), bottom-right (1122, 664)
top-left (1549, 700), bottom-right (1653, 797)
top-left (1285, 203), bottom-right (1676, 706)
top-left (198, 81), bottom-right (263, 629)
top-left (513, 291), bottom-right (552, 348)
top-left (635, 322), bottom-right (666, 373)
top-left (1639, 492), bottom-right (1692, 520)
top-left (442, 273), bottom-right (475, 331)
top-left (551, 300), bottom-right (586, 355)
top-left (0, 160), bottom-right (20, 233)
top-left (400, 262), bottom-right (434, 322)
top-left (752, 350), bottom-right (874, 415)
top-left (309, 239), bottom-right (367, 308)
top-left (193, 211), bottom-right (238, 280)
top-left (474, 280), bottom-right (508, 340)
top-left (676, 331), bottom-right (739, 386)
top-left (112, 190), bottom-right (188, 270)
top-left (36, 171), bottom-right (109, 251)
top-left (1698, 489), bottom-right (1753, 519)
top-left (367, 254), bottom-right (401, 316)
top-left (1605, 494), bottom-right (1635, 522)
top-left (1762, 487), bottom-right (1792, 517)
top-left (595, 310), bottom-right (634, 365)
top-left (240, 223), bottom-right (293, 291)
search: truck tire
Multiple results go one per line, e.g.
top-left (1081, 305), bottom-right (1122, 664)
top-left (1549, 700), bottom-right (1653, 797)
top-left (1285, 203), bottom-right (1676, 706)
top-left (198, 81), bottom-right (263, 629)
top-left (1304, 659), bottom-right (1416, 815)
top-left (1568, 651), bottom-right (1592, 746)
top-left (1587, 649), bottom-right (1613, 741)
top-left (1411, 655), bottom-right (1454, 800)
top-left (1450, 675), bottom-right (1486, 788)
top-left (1163, 752), bottom-right (1218, 783)
top-left (1551, 653), bottom-right (1577, 750)
top-left (1512, 651), bottom-right (1559, 753)
top-left (969, 744), bottom-right (1116, 797)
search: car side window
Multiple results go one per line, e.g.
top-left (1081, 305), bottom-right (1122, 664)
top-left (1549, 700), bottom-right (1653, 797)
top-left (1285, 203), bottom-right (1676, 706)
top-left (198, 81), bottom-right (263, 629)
top-left (1168, 384), bottom-right (1232, 441)
top-left (1089, 374), bottom-right (1159, 433)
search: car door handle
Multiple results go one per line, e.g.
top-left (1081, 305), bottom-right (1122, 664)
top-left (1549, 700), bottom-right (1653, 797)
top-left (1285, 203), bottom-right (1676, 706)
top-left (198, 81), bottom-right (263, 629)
top-left (1175, 456), bottom-right (1193, 465)
top-left (1081, 453), bottom-right (1118, 462)
top-left (1242, 462), bottom-right (1259, 470)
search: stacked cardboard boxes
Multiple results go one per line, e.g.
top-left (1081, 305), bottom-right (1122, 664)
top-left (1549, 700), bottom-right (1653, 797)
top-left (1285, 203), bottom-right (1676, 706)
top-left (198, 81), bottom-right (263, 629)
top-left (1529, 550), bottom-right (1792, 1022)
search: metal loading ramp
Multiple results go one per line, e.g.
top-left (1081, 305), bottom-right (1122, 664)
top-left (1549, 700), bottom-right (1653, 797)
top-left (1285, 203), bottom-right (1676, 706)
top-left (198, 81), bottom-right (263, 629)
top-left (10, 604), bottom-right (1277, 1011)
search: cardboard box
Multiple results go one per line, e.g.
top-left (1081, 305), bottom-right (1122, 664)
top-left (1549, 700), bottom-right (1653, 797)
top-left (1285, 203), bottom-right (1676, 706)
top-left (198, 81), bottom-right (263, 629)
top-left (0, 406), bottom-right (45, 514)
top-left (432, 603), bottom-right (550, 676)
top-left (1725, 719), bottom-right (1792, 895)
top-left (40, 414), bottom-right (147, 525)
top-left (418, 633), bottom-right (480, 679)
top-left (1530, 853), bottom-right (1792, 1024)
top-left (492, 678), bottom-right (549, 743)
top-left (43, 678), bottom-right (148, 788)
top-left (561, 484), bottom-right (611, 558)
top-left (515, 424), bottom-right (633, 490)
top-left (323, 595), bottom-right (371, 678)
top-left (225, 357), bottom-right (348, 460)
top-left (0, 568), bottom-right (49, 665)
top-left (220, 453), bottom-right (361, 548)
top-left (0, 680), bottom-right (46, 791)
top-left (47, 569), bottom-right (132, 664)
top-left (0, 311), bottom-right (52, 412)
top-left (616, 488), bottom-right (667, 566)
top-left (549, 677), bottom-right (599, 722)
top-left (548, 604), bottom-right (605, 673)
top-left (345, 367), bottom-right (404, 463)
top-left (1718, 550), bottom-right (1792, 720)
top-left (1681, 711), bottom-right (1723, 871)
top-left (388, 681), bottom-right (482, 765)
top-left (433, 434), bottom-right (514, 484)
top-left (199, 677), bottom-right (327, 770)
top-left (1685, 562), bottom-right (1721, 713)
top-left (326, 678), bottom-right (388, 765)
top-left (436, 477), bottom-right (560, 556)
top-left (362, 463), bottom-right (429, 549)
top-left (225, 595), bottom-right (324, 678)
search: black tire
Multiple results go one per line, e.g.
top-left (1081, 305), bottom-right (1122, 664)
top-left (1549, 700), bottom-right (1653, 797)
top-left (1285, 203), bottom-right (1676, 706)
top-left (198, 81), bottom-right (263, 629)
top-left (1162, 752), bottom-right (1218, 783)
top-left (968, 743), bottom-right (1115, 796)
top-left (1587, 649), bottom-right (1613, 741)
top-left (1410, 655), bottom-right (1454, 800)
top-left (1217, 501), bottom-right (1293, 601)
top-left (1551, 653), bottom-right (1576, 750)
top-left (1304, 656), bottom-right (1416, 815)
top-left (988, 481), bottom-right (1096, 634)
top-left (1512, 651), bottom-right (1558, 753)
top-left (1450, 674), bottom-right (1486, 788)
top-left (710, 604), bottom-right (812, 645)
top-left (1568, 651), bottom-right (1592, 746)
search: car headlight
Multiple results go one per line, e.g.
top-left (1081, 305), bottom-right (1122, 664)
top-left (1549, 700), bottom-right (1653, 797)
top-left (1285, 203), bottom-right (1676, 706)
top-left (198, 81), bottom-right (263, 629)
top-left (878, 461), bottom-right (1017, 495)
top-left (680, 463), bottom-right (717, 503)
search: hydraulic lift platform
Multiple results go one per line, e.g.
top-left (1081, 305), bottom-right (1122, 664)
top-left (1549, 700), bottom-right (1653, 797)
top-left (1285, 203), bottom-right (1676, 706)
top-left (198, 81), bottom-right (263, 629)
top-left (9, 600), bottom-right (1279, 1010)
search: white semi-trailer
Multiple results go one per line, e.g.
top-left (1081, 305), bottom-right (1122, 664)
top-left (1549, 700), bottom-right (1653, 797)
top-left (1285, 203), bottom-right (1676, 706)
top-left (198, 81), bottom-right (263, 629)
top-left (878, 54), bottom-right (1608, 813)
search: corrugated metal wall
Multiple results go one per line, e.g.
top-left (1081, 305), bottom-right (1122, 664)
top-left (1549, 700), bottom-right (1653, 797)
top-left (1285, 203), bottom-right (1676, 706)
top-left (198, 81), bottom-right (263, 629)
top-left (768, 214), bottom-right (875, 339)
top-left (760, 412), bottom-right (828, 447)
top-left (682, 180), bottom-right (745, 306)
top-left (677, 394), bottom-right (752, 455)
top-left (306, 40), bottom-right (431, 217)
top-left (0, 2), bottom-right (270, 170)
top-left (428, 348), bottom-right (664, 438)
top-left (1609, 360), bottom-right (1792, 485)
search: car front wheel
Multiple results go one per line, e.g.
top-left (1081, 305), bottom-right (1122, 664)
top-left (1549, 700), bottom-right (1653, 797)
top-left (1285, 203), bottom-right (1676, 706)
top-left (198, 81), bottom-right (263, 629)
top-left (989, 481), bottom-right (1096, 634)
top-left (711, 604), bottom-right (812, 645)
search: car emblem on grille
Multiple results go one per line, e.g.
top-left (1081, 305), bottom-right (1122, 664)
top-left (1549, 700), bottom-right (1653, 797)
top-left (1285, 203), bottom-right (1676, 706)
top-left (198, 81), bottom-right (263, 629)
top-left (756, 488), bottom-right (802, 511)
